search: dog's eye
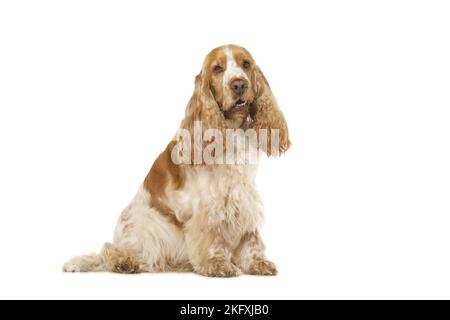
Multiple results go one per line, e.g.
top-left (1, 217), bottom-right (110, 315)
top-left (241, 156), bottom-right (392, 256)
top-left (213, 65), bottom-right (223, 73)
top-left (243, 60), bottom-right (251, 69)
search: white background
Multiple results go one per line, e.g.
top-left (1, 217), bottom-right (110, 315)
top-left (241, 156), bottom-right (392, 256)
top-left (0, 0), bottom-right (449, 300)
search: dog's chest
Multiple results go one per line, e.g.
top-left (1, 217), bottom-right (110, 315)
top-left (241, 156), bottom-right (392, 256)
top-left (170, 164), bottom-right (263, 233)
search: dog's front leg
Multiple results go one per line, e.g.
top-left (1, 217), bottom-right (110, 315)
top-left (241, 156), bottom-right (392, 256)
top-left (233, 231), bottom-right (277, 276)
top-left (184, 214), bottom-right (241, 277)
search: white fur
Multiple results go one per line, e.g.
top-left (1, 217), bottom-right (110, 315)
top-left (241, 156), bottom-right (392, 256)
top-left (112, 165), bottom-right (263, 270)
top-left (63, 131), bottom-right (265, 274)
top-left (222, 46), bottom-right (249, 94)
top-left (115, 134), bottom-right (263, 269)
top-left (113, 185), bottom-right (189, 269)
top-left (172, 164), bottom-right (263, 245)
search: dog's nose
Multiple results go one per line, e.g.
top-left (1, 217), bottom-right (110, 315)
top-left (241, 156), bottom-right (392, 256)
top-left (230, 79), bottom-right (248, 96)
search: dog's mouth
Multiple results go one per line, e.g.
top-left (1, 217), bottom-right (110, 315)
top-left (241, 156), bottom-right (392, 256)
top-left (231, 99), bottom-right (247, 113)
top-left (223, 99), bottom-right (249, 119)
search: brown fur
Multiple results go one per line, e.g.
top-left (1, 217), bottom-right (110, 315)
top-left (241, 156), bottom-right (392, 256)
top-left (144, 142), bottom-right (185, 228)
top-left (250, 67), bottom-right (291, 155)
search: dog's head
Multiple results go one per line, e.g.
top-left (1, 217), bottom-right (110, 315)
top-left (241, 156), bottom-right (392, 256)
top-left (182, 44), bottom-right (290, 154)
top-left (200, 45), bottom-right (257, 124)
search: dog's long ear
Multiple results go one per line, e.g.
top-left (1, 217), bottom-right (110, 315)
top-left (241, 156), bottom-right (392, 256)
top-left (177, 70), bottom-right (228, 165)
top-left (181, 71), bottom-right (226, 131)
top-left (250, 66), bottom-right (290, 155)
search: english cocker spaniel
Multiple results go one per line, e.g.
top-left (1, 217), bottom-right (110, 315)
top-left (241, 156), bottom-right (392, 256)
top-left (63, 44), bottom-right (290, 277)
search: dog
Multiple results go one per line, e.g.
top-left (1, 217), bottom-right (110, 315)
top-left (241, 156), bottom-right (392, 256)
top-left (63, 44), bottom-right (290, 277)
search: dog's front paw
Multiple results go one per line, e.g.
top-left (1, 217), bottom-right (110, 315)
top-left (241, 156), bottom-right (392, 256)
top-left (248, 259), bottom-right (278, 276)
top-left (112, 257), bottom-right (139, 274)
top-left (195, 259), bottom-right (241, 278)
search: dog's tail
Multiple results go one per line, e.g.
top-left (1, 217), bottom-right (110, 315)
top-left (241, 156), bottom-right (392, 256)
top-left (62, 243), bottom-right (141, 273)
top-left (62, 252), bottom-right (106, 272)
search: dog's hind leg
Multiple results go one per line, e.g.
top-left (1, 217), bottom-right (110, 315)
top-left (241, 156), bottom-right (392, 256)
top-left (101, 242), bottom-right (143, 274)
